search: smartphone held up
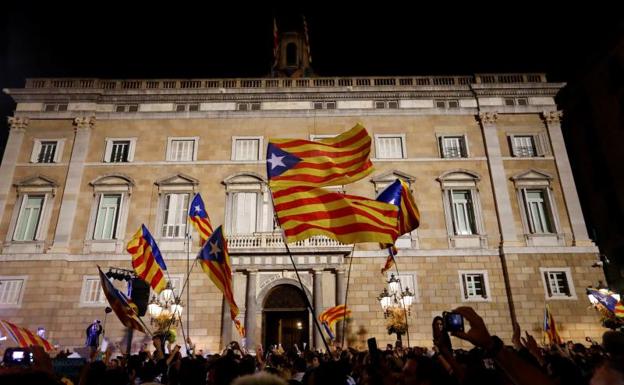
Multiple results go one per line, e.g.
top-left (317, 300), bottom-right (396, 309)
top-left (443, 311), bottom-right (464, 333)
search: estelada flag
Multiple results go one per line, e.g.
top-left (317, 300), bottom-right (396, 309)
top-left (267, 123), bottom-right (373, 188)
top-left (98, 266), bottom-right (147, 334)
top-left (127, 224), bottom-right (168, 293)
top-left (0, 320), bottom-right (54, 352)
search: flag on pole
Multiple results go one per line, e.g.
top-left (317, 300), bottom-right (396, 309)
top-left (272, 17), bottom-right (279, 69)
top-left (319, 305), bottom-right (350, 340)
top-left (127, 225), bottom-right (168, 293)
top-left (376, 179), bottom-right (421, 273)
top-left (267, 123), bottom-right (374, 188)
top-left (97, 267), bottom-right (147, 334)
top-left (587, 287), bottom-right (624, 318)
top-left (197, 226), bottom-right (245, 337)
top-left (302, 15), bottom-right (312, 64)
top-left (0, 320), bottom-right (53, 351)
top-left (272, 185), bottom-right (399, 245)
top-left (543, 304), bottom-right (562, 345)
top-left (189, 193), bottom-right (213, 246)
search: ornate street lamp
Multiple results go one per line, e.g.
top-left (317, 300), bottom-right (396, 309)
top-left (147, 282), bottom-right (184, 342)
top-left (377, 274), bottom-right (414, 343)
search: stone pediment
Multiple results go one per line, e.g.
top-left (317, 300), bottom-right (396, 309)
top-left (370, 170), bottom-right (416, 184)
top-left (223, 172), bottom-right (266, 185)
top-left (15, 175), bottom-right (58, 188)
top-left (437, 169), bottom-right (481, 182)
top-left (510, 169), bottom-right (553, 181)
top-left (155, 173), bottom-right (198, 186)
top-left (90, 173), bottom-right (135, 187)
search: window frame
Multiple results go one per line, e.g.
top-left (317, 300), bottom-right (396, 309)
top-left (154, 174), bottom-right (198, 249)
top-left (104, 137), bottom-right (137, 163)
top-left (160, 192), bottom-right (191, 239)
top-left (31, 139), bottom-right (65, 163)
top-left (115, 104), bottom-right (139, 113)
top-left (437, 134), bottom-right (469, 158)
top-left (166, 137), bottom-right (199, 162)
top-left (92, 193), bottom-right (123, 240)
top-left (374, 100), bottom-right (399, 109)
top-left (232, 136), bottom-right (264, 161)
top-left (539, 267), bottom-right (577, 300)
top-left (458, 270), bottom-right (491, 302)
top-left (224, 173), bottom-right (275, 236)
top-left (79, 275), bottom-right (108, 307)
top-left (43, 103), bottom-right (68, 112)
top-left (0, 276), bottom-right (28, 309)
top-left (374, 134), bottom-right (407, 159)
top-left (508, 133), bottom-right (550, 157)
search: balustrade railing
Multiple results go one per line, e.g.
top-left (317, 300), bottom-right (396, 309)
top-left (227, 232), bottom-right (345, 249)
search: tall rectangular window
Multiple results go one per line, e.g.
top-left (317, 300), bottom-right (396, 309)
top-left (232, 192), bottom-right (258, 234)
top-left (162, 193), bottom-right (189, 238)
top-left (93, 194), bottom-right (121, 240)
top-left (168, 139), bottom-right (195, 161)
top-left (450, 190), bottom-right (476, 235)
top-left (234, 139), bottom-right (260, 161)
top-left (523, 189), bottom-right (553, 234)
top-left (460, 272), bottom-right (488, 299)
top-left (540, 268), bottom-right (575, 298)
top-left (512, 136), bottom-right (536, 157)
top-left (376, 136), bottom-right (404, 159)
top-left (38, 141), bottom-right (57, 163)
top-left (80, 277), bottom-right (106, 305)
top-left (440, 136), bottom-right (467, 158)
top-left (110, 141), bottom-right (130, 162)
top-left (13, 195), bottom-right (44, 241)
top-left (0, 278), bottom-right (25, 307)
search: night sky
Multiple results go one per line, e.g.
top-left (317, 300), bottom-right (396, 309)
top-left (1, 2), bottom-right (622, 150)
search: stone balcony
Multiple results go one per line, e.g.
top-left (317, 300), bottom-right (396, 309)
top-left (227, 232), bottom-right (351, 255)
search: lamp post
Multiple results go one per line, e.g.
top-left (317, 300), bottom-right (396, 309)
top-left (147, 282), bottom-right (184, 342)
top-left (377, 274), bottom-right (414, 343)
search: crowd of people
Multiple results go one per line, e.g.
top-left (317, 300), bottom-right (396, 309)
top-left (0, 307), bottom-right (622, 385)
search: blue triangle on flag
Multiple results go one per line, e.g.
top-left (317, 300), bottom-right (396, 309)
top-left (266, 143), bottom-right (302, 179)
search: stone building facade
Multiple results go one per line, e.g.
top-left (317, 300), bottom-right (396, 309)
top-left (0, 44), bottom-right (606, 352)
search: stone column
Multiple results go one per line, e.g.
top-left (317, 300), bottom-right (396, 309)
top-left (334, 268), bottom-right (346, 344)
top-left (50, 116), bottom-right (95, 252)
top-left (0, 117), bottom-right (28, 228)
top-left (220, 298), bottom-right (232, 349)
top-left (313, 269), bottom-right (323, 349)
top-left (244, 269), bottom-right (258, 350)
top-left (478, 112), bottom-right (519, 245)
top-left (542, 111), bottom-right (592, 246)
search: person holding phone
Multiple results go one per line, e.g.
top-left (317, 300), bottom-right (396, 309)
top-left (432, 316), bottom-right (453, 353)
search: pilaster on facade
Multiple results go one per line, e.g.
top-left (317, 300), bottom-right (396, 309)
top-left (0, 118), bottom-right (29, 234)
top-left (541, 111), bottom-right (593, 247)
top-left (244, 269), bottom-right (258, 350)
top-left (477, 112), bottom-right (521, 247)
top-left (50, 116), bottom-right (95, 253)
top-left (312, 268), bottom-right (324, 349)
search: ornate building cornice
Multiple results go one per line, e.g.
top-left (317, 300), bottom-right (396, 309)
top-left (542, 110), bottom-right (563, 124)
top-left (7, 116), bottom-right (29, 131)
top-left (478, 112), bottom-right (499, 125)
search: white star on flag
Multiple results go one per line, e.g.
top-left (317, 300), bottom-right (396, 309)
top-left (267, 153), bottom-right (286, 170)
top-left (209, 241), bottom-right (221, 257)
top-left (194, 205), bottom-right (202, 213)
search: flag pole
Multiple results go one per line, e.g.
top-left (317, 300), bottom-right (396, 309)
top-left (186, 216), bottom-right (191, 350)
top-left (341, 244), bottom-right (356, 348)
top-left (389, 247), bottom-right (410, 348)
top-left (269, 192), bottom-right (332, 353)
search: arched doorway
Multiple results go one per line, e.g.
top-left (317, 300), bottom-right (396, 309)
top-left (262, 284), bottom-right (309, 351)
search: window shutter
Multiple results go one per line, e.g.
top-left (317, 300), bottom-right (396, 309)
top-left (127, 140), bottom-right (136, 162)
top-left (54, 140), bottom-right (64, 163)
top-left (461, 136), bottom-right (468, 157)
top-left (535, 132), bottom-right (550, 156)
top-left (544, 272), bottom-right (552, 297)
top-left (508, 135), bottom-right (517, 157)
top-left (462, 275), bottom-right (468, 299)
top-left (104, 140), bottom-right (112, 162)
top-left (562, 275), bottom-right (571, 296)
top-left (438, 136), bottom-right (445, 158)
top-left (31, 140), bottom-right (42, 163)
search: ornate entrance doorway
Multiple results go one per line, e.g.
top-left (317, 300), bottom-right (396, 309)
top-left (262, 284), bottom-right (309, 351)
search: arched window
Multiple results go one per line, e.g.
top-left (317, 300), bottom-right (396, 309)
top-left (223, 173), bottom-right (275, 237)
top-left (286, 43), bottom-right (298, 66)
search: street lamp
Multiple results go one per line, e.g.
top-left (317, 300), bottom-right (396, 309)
top-left (147, 282), bottom-right (184, 338)
top-left (377, 274), bottom-right (414, 343)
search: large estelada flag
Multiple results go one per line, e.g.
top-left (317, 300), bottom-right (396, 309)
top-left (188, 193), bottom-right (214, 246)
top-left (587, 288), bottom-right (624, 318)
top-left (127, 224), bottom-right (168, 293)
top-left (377, 179), bottom-right (421, 274)
top-left (272, 185), bottom-right (399, 245)
top-left (0, 320), bottom-right (54, 351)
top-left (97, 267), bottom-right (147, 334)
top-left (197, 226), bottom-right (245, 337)
top-left (266, 123), bottom-right (374, 188)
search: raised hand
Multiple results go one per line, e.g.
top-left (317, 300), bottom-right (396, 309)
top-left (450, 306), bottom-right (493, 349)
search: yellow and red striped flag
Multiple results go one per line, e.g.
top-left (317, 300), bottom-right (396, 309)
top-left (0, 320), bottom-right (53, 352)
top-left (127, 225), bottom-right (168, 294)
top-left (319, 305), bottom-right (351, 339)
top-left (188, 193), bottom-right (213, 246)
top-left (272, 185), bottom-right (399, 245)
top-left (98, 267), bottom-right (147, 334)
top-left (197, 225), bottom-right (244, 337)
top-left (267, 123), bottom-right (374, 188)
top-left (543, 305), bottom-right (562, 345)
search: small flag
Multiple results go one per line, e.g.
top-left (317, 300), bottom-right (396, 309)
top-left (319, 305), bottom-right (351, 340)
top-left (0, 320), bottom-right (54, 351)
top-left (97, 267), bottom-right (147, 334)
top-left (380, 248), bottom-right (396, 275)
top-left (267, 123), bottom-right (374, 188)
top-left (543, 304), bottom-right (562, 345)
top-left (587, 288), bottom-right (624, 318)
top-left (127, 225), bottom-right (168, 293)
top-left (272, 185), bottom-right (399, 245)
top-left (302, 15), bottom-right (312, 64)
top-left (189, 193), bottom-right (214, 246)
top-left (197, 226), bottom-right (244, 337)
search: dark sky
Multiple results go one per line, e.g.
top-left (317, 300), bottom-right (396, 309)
top-left (1, 2), bottom-right (623, 150)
